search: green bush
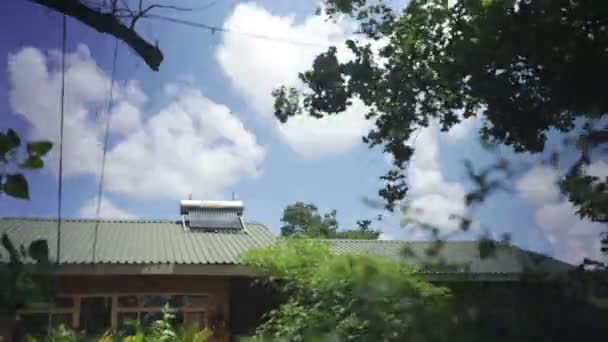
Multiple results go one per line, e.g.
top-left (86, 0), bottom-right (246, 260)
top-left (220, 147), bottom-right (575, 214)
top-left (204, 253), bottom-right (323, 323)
top-left (242, 240), bottom-right (454, 342)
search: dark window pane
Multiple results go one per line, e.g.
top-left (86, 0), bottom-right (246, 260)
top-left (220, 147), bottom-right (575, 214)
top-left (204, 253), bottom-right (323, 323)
top-left (141, 295), bottom-right (165, 308)
top-left (51, 313), bottom-right (73, 327)
top-left (118, 296), bottom-right (139, 308)
top-left (53, 297), bottom-right (74, 309)
top-left (184, 312), bottom-right (206, 329)
top-left (79, 297), bottom-right (111, 335)
top-left (21, 313), bottom-right (49, 337)
top-left (186, 295), bottom-right (208, 308)
top-left (141, 295), bottom-right (183, 308)
top-left (169, 295), bottom-right (184, 308)
top-left (140, 311), bottom-right (163, 327)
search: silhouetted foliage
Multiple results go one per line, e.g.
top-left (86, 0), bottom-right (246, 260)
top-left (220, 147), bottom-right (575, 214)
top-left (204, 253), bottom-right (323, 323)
top-left (0, 129), bottom-right (52, 200)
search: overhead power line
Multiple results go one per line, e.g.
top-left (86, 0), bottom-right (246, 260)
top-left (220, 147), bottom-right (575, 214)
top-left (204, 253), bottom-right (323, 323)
top-left (56, 13), bottom-right (67, 264)
top-left (92, 38), bottom-right (120, 263)
top-left (146, 14), bottom-right (328, 48)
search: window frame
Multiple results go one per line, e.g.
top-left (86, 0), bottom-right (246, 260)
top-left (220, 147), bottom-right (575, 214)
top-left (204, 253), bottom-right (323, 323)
top-left (16, 293), bottom-right (210, 333)
top-left (17, 296), bottom-right (78, 331)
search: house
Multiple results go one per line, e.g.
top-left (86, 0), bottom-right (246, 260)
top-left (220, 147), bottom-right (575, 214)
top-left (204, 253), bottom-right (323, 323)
top-left (0, 200), bottom-right (605, 341)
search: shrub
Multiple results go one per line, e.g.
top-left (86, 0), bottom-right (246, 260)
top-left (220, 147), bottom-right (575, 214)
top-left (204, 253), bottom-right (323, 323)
top-left (242, 239), bottom-right (453, 341)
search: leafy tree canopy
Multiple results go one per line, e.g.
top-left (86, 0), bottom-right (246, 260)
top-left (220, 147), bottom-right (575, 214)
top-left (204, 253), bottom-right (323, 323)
top-left (273, 0), bottom-right (608, 217)
top-left (280, 202), bottom-right (380, 239)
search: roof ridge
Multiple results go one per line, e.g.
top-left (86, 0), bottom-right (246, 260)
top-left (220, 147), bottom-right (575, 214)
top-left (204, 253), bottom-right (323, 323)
top-left (0, 217), bottom-right (175, 223)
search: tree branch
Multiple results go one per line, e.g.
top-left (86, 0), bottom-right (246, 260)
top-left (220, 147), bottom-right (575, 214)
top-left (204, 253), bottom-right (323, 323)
top-left (31, 0), bottom-right (163, 71)
top-left (130, 4), bottom-right (191, 29)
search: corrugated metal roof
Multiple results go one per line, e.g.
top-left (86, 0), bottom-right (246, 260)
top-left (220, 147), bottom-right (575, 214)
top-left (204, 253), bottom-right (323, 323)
top-left (330, 239), bottom-right (573, 274)
top-left (0, 218), bottom-right (571, 274)
top-left (0, 218), bottom-right (274, 265)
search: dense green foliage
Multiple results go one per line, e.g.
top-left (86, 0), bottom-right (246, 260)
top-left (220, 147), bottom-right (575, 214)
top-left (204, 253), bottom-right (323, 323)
top-left (242, 240), bottom-right (452, 341)
top-left (273, 0), bottom-right (608, 220)
top-left (280, 202), bottom-right (380, 239)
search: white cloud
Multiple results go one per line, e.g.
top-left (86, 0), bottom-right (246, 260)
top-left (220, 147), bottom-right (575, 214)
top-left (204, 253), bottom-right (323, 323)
top-left (105, 90), bottom-right (265, 198)
top-left (109, 102), bottom-right (143, 136)
top-left (443, 116), bottom-right (478, 142)
top-left (8, 45), bottom-right (107, 176)
top-left (402, 124), bottom-right (468, 233)
top-left (587, 160), bottom-right (608, 179)
top-left (8, 45), bottom-right (265, 201)
top-left (534, 201), bottom-right (603, 264)
top-left (79, 196), bottom-right (137, 219)
top-left (516, 166), bottom-right (560, 205)
top-left (217, 2), bottom-right (372, 158)
top-left (517, 165), bottom-right (604, 264)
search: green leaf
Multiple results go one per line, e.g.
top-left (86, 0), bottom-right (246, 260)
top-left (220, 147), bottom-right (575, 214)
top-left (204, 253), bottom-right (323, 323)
top-left (19, 155), bottom-right (44, 170)
top-left (0, 129), bottom-right (21, 157)
top-left (27, 141), bottom-right (53, 156)
top-left (3, 174), bottom-right (29, 199)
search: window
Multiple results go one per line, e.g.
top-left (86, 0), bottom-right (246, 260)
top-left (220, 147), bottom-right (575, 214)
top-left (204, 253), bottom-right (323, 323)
top-left (115, 294), bottom-right (207, 329)
top-left (17, 293), bottom-right (210, 335)
top-left (18, 296), bottom-right (77, 337)
top-left (185, 295), bottom-right (208, 307)
top-left (80, 297), bottom-right (112, 335)
top-left (20, 313), bottom-right (49, 338)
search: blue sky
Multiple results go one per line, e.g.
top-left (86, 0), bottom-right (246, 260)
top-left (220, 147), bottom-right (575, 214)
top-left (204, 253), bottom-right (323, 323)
top-left (0, 0), bottom-right (606, 264)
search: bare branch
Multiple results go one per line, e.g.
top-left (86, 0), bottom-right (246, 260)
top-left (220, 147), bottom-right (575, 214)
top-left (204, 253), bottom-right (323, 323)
top-left (130, 4), bottom-right (192, 29)
top-left (30, 0), bottom-right (163, 71)
top-left (119, 0), bottom-right (133, 15)
top-left (142, 4), bottom-right (192, 13)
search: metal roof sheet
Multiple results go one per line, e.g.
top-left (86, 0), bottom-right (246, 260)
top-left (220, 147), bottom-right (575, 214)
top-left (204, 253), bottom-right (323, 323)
top-left (330, 239), bottom-right (573, 274)
top-left (0, 218), bottom-right (274, 265)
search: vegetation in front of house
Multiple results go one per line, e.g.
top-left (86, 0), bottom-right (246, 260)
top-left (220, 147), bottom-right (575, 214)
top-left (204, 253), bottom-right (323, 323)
top-left (241, 239), bottom-right (453, 341)
top-left (24, 305), bottom-right (212, 342)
